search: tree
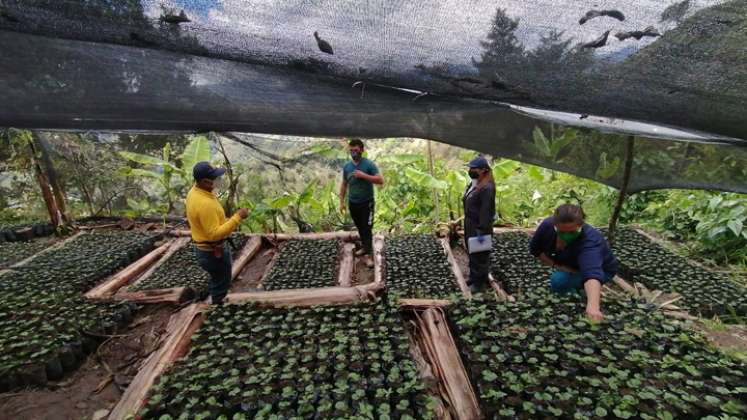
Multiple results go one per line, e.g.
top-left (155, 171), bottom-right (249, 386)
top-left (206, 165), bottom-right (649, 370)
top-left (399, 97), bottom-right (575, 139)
top-left (472, 8), bottom-right (526, 83)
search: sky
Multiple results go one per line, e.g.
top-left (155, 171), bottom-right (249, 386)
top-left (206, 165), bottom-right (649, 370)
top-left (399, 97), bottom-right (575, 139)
top-left (140, 0), bottom-right (726, 75)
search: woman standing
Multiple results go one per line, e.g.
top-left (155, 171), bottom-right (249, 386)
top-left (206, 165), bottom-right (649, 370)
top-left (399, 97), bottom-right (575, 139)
top-left (463, 156), bottom-right (496, 293)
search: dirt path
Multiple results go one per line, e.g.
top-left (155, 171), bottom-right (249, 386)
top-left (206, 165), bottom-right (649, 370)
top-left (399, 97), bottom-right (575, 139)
top-left (351, 255), bottom-right (374, 286)
top-left (0, 304), bottom-right (175, 420)
top-left (230, 246), bottom-right (275, 293)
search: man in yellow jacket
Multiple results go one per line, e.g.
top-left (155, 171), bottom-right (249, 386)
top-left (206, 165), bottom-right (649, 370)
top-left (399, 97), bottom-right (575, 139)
top-left (186, 162), bottom-right (249, 304)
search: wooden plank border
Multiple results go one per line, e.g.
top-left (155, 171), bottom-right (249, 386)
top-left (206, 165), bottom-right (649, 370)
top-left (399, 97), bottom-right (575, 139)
top-left (416, 308), bottom-right (482, 420)
top-left (373, 235), bottom-right (385, 286)
top-left (108, 303), bottom-right (207, 420)
top-left (85, 239), bottom-right (176, 299)
top-left (224, 282), bottom-right (384, 306)
top-left (440, 237), bottom-right (471, 298)
top-left (338, 242), bottom-right (356, 287)
top-left (230, 236), bottom-right (262, 280)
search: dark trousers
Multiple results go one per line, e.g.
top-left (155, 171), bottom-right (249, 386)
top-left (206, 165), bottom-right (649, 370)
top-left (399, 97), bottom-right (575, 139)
top-left (467, 249), bottom-right (491, 290)
top-left (349, 200), bottom-right (374, 255)
top-left (194, 246), bottom-right (232, 304)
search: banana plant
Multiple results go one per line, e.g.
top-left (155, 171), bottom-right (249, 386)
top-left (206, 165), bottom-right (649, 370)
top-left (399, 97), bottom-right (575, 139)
top-left (119, 136), bottom-right (210, 215)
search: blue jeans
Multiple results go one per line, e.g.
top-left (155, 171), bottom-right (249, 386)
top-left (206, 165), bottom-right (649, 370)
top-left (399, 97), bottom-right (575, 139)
top-left (194, 246), bottom-right (232, 304)
top-left (550, 271), bottom-right (613, 294)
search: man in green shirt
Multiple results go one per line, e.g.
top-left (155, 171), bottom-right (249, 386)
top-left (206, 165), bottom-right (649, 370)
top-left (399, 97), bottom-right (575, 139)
top-left (340, 138), bottom-right (384, 267)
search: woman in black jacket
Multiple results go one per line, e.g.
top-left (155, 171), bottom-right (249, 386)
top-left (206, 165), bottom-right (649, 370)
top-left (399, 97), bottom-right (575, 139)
top-left (463, 156), bottom-right (496, 293)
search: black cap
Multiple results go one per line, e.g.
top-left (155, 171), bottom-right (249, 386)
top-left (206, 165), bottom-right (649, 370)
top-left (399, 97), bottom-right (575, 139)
top-left (468, 156), bottom-right (490, 169)
top-left (193, 161), bottom-right (226, 181)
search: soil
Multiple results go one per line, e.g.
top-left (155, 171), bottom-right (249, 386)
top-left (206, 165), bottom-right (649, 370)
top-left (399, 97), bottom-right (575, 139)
top-left (230, 245), bottom-right (276, 293)
top-left (351, 254), bottom-right (374, 286)
top-left (0, 304), bottom-right (175, 420)
top-left (696, 323), bottom-right (747, 356)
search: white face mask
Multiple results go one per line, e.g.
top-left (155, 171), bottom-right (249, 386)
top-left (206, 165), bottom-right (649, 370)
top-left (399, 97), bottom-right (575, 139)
top-left (212, 177), bottom-right (224, 191)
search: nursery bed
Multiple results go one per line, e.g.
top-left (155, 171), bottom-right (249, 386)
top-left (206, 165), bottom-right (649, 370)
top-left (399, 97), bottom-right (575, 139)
top-left (261, 239), bottom-right (341, 290)
top-left (128, 234), bottom-right (251, 298)
top-left (0, 230), bottom-right (158, 391)
top-left (131, 299), bottom-right (441, 419)
top-left (385, 235), bottom-right (461, 299)
top-left (448, 292), bottom-right (747, 419)
top-left (607, 228), bottom-right (747, 318)
top-left (490, 231), bottom-right (552, 296)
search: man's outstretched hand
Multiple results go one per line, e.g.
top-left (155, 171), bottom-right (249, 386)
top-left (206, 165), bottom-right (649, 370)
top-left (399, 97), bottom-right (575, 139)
top-left (237, 208), bottom-right (250, 219)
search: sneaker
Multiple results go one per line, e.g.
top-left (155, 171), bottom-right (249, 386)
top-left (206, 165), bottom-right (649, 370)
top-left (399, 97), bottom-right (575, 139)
top-left (355, 248), bottom-right (366, 257)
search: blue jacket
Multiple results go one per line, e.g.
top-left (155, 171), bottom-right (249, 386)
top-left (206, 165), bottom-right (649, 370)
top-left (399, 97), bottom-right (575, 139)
top-left (529, 217), bottom-right (618, 282)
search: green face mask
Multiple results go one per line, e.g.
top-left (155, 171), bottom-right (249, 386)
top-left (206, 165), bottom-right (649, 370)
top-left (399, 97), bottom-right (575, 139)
top-left (557, 229), bottom-right (582, 244)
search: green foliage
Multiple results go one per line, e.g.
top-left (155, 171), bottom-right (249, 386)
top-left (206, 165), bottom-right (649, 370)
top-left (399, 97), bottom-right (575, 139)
top-left (639, 191), bottom-right (747, 265)
top-left (119, 136), bottom-right (212, 215)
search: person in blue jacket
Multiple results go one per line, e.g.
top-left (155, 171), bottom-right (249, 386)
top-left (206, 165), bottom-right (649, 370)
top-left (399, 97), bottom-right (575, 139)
top-left (529, 204), bottom-right (618, 322)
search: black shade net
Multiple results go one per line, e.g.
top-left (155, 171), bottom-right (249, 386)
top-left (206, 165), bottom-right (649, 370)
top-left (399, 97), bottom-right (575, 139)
top-left (0, 0), bottom-right (745, 193)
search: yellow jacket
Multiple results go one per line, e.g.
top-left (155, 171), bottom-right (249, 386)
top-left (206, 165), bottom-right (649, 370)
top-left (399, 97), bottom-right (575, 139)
top-left (185, 186), bottom-right (241, 250)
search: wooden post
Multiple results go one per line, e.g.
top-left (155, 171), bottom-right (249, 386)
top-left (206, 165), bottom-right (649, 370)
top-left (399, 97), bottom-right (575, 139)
top-left (35, 132), bottom-right (70, 224)
top-left (426, 140), bottom-right (440, 225)
top-left (608, 136), bottom-right (635, 245)
top-left (28, 139), bottom-right (61, 228)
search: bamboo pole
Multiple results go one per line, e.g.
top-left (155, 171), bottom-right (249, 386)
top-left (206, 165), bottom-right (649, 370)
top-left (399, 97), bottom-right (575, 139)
top-left (338, 242), bottom-right (355, 287)
top-left (607, 136), bottom-right (635, 246)
top-left (420, 308), bottom-right (482, 420)
top-left (373, 234), bottom-right (385, 285)
top-left (231, 236), bottom-right (262, 280)
top-left (440, 237), bottom-right (471, 298)
top-left (86, 239), bottom-right (176, 299)
top-left (108, 304), bottom-right (207, 420)
top-left (224, 283), bottom-right (384, 306)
